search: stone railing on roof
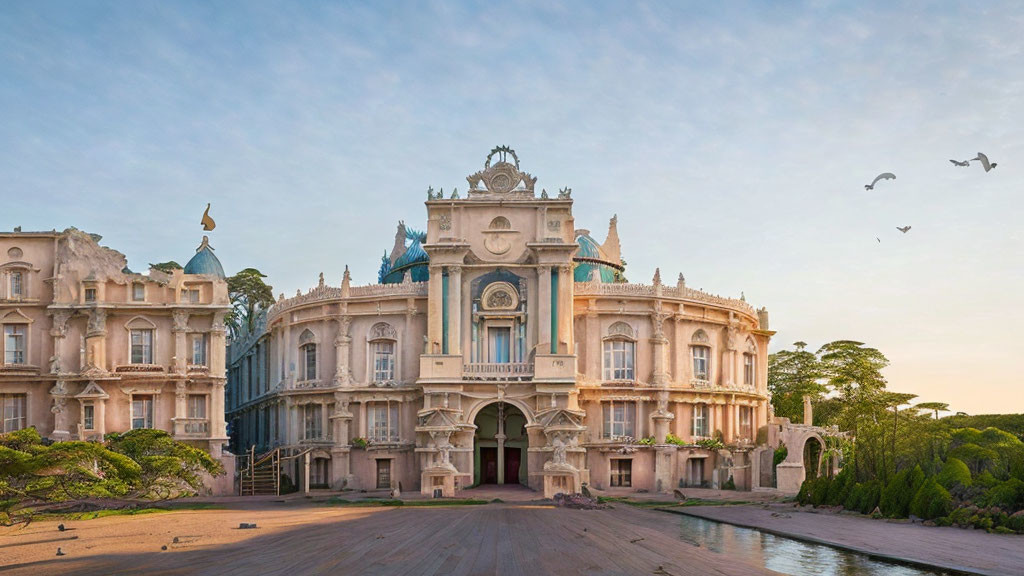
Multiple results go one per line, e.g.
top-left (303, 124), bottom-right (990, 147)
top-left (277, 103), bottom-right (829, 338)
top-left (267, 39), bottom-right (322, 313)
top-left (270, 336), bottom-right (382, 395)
top-left (268, 280), bottom-right (428, 322)
top-left (574, 281), bottom-right (755, 316)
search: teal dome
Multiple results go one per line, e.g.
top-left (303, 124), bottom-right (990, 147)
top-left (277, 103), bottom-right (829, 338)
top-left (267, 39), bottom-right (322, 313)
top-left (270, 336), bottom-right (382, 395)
top-left (184, 236), bottom-right (225, 278)
top-left (379, 223), bottom-right (429, 284)
top-left (573, 231), bottom-right (625, 283)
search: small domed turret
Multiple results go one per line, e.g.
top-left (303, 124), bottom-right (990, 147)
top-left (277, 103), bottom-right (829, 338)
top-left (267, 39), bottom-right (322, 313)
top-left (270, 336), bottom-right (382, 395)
top-left (184, 236), bottom-right (225, 278)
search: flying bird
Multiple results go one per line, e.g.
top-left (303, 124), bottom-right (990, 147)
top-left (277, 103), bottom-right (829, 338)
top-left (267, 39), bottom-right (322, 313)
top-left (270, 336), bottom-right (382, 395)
top-left (201, 203), bottom-right (216, 231)
top-left (876, 237), bottom-right (881, 243)
top-left (971, 152), bottom-right (997, 172)
top-left (949, 159), bottom-right (970, 167)
top-left (864, 172), bottom-right (896, 190)
top-left (897, 226), bottom-right (911, 233)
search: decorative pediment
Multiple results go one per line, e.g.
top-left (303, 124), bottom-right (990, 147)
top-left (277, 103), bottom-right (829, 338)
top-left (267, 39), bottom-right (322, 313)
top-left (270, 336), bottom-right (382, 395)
top-left (465, 146), bottom-right (538, 198)
top-left (124, 315), bottom-right (157, 330)
top-left (415, 407), bottom-right (462, 431)
top-left (368, 322), bottom-right (397, 341)
top-left (75, 381), bottom-right (109, 399)
top-left (535, 407), bottom-right (586, 432)
top-left (0, 308), bottom-right (33, 324)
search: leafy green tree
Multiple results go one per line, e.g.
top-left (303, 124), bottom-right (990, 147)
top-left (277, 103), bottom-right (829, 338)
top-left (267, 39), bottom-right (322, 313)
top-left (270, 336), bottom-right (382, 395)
top-left (149, 261), bottom-right (183, 273)
top-left (106, 430), bottom-right (223, 499)
top-left (910, 477), bottom-right (952, 520)
top-left (916, 402), bottom-right (950, 420)
top-left (226, 268), bottom-right (275, 340)
top-left (936, 457), bottom-right (972, 490)
top-left (767, 342), bottom-right (826, 422)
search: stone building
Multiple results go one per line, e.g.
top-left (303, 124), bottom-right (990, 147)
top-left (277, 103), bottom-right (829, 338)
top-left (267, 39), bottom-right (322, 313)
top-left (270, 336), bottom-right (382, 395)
top-left (227, 147), bottom-right (774, 497)
top-left (0, 228), bottom-right (230, 460)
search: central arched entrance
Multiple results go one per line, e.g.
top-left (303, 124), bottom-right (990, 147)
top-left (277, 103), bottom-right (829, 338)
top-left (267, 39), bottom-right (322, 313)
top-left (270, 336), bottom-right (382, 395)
top-left (473, 402), bottom-right (528, 485)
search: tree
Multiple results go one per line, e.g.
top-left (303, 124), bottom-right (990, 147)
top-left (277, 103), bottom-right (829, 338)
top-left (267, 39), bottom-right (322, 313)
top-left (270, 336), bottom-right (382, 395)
top-left (767, 342), bottom-right (826, 422)
top-left (148, 261), bottom-right (183, 273)
top-left (916, 402), bottom-right (950, 420)
top-left (226, 268), bottom-right (275, 340)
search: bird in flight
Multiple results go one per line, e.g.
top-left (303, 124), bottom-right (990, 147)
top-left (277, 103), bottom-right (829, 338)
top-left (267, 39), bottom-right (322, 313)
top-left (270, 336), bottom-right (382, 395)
top-left (949, 159), bottom-right (970, 167)
top-left (897, 226), bottom-right (911, 234)
top-left (865, 172), bottom-right (896, 190)
top-left (201, 203), bottom-right (216, 231)
top-left (876, 237), bottom-right (881, 243)
top-left (971, 152), bottom-right (997, 172)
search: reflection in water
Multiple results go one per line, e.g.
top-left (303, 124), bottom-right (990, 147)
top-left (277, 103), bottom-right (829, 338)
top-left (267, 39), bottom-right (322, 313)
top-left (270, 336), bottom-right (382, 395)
top-left (676, 514), bottom-right (954, 576)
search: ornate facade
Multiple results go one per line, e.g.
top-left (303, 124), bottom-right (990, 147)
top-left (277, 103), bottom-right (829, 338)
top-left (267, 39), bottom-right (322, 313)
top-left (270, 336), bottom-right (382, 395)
top-left (227, 147), bottom-right (774, 497)
top-left (0, 228), bottom-right (230, 459)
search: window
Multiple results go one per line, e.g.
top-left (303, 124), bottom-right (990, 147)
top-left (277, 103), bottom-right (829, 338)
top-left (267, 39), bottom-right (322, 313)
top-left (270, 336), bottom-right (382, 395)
top-left (372, 341), bottom-right (395, 383)
top-left (743, 353), bottom-right (755, 386)
top-left (301, 344), bottom-right (317, 380)
top-left (181, 288), bottom-right (200, 304)
top-left (2, 394), bottom-right (26, 433)
top-left (10, 272), bottom-right (23, 298)
top-left (368, 402), bottom-right (399, 443)
top-left (376, 459), bottom-right (392, 489)
top-left (4, 324), bottom-right (25, 364)
top-left (190, 333), bottom-right (208, 366)
top-left (602, 401), bottom-right (636, 439)
top-left (692, 404), bottom-right (710, 438)
top-left (132, 283), bottom-right (145, 301)
top-left (131, 395), bottom-right (153, 429)
top-left (84, 287), bottom-right (97, 302)
top-left (302, 404), bottom-right (322, 440)
top-left (692, 346), bottom-right (710, 381)
top-left (130, 329), bottom-right (154, 364)
top-left (603, 340), bottom-right (635, 381)
top-left (83, 404), bottom-right (95, 430)
top-left (739, 406), bottom-right (753, 440)
top-left (610, 459), bottom-right (632, 487)
top-left (188, 395), bottom-right (207, 419)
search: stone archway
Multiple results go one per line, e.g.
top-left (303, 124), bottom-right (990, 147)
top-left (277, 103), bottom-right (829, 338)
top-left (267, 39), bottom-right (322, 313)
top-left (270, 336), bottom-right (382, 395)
top-left (802, 436), bottom-right (824, 480)
top-left (472, 402), bottom-right (529, 485)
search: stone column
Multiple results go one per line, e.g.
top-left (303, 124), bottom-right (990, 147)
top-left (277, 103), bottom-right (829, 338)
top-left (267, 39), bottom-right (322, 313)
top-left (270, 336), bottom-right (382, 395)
top-left (537, 266), bottom-right (551, 352)
top-left (449, 265), bottom-right (462, 355)
top-left (585, 307), bottom-right (599, 380)
top-left (85, 309), bottom-right (107, 372)
top-left (334, 316), bottom-right (352, 386)
top-left (427, 265), bottom-right (443, 353)
top-left (95, 399), bottom-right (107, 437)
top-left (174, 381), bottom-right (187, 437)
top-left (557, 265), bottom-right (573, 354)
top-left (496, 403), bottom-right (506, 484)
top-left (211, 381), bottom-right (226, 437)
top-left (49, 381), bottom-right (71, 441)
top-left (210, 312), bottom-right (227, 379)
top-left (49, 310), bottom-right (71, 375)
top-left (172, 310), bottom-right (189, 373)
top-left (650, 308), bottom-right (669, 387)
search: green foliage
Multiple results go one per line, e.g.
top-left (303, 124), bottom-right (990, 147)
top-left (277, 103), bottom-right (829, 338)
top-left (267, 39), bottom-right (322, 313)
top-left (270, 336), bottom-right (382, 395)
top-left (351, 437), bottom-right (369, 449)
top-left (665, 433), bottom-right (686, 446)
top-left (978, 478), bottom-right (1024, 511)
top-left (825, 467), bottom-right (855, 506)
top-left (943, 414), bottom-right (1024, 441)
top-left (106, 430), bottom-right (222, 499)
top-left (797, 475), bottom-right (833, 507)
top-left (773, 444), bottom-right (788, 466)
top-left (695, 438), bottom-right (725, 451)
top-left (936, 458), bottom-right (972, 490)
top-left (149, 261), bottom-right (183, 273)
top-left (767, 341), bottom-right (827, 423)
top-left (910, 477), bottom-right (952, 520)
top-left (636, 436), bottom-right (656, 446)
top-left (226, 268), bottom-right (275, 340)
top-left (879, 465), bottom-right (924, 518)
top-left (722, 476), bottom-right (735, 490)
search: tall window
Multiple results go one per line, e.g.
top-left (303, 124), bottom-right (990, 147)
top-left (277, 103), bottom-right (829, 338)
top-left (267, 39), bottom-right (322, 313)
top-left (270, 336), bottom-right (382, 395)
top-left (132, 283), bottom-right (145, 301)
top-left (2, 394), bottom-right (26, 432)
top-left (743, 353), bottom-right (755, 386)
top-left (603, 340), bottom-right (635, 381)
top-left (692, 404), bottom-right (710, 438)
top-left (610, 459), bottom-right (632, 487)
top-left (9, 272), bottom-right (23, 298)
top-left (303, 404), bottom-right (322, 440)
top-left (190, 333), bottom-right (208, 366)
top-left (372, 341), bottom-right (395, 383)
top-left (602, 401), bottom-right (636, 439)
top-left (4, 325), bottom-right (25, 364)
top-left (83, 404), bottom-right (95, 430)
top-left (130, 329), bottom-right (153, 364)
top-left (131, 395), bottom-right (153, 429)
top-left (692, 346), bottom-right (710, 381)
top-left (739, 406), bottom-right (753, 440)
top-left (188, 394), bottom-right (207, 419)
top-left (368, 401), bottom-right (399, 442)
top-left (299, 330), bottom-right (317, 381)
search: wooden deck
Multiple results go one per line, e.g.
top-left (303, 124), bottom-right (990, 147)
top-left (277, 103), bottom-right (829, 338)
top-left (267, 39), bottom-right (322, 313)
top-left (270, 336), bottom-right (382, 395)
top-left (0, 503), bottom-right (778, 576)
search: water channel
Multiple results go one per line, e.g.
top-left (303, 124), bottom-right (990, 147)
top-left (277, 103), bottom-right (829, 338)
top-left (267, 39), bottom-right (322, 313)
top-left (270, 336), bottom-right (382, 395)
top-left (676, 513), bottom-right (958, 576)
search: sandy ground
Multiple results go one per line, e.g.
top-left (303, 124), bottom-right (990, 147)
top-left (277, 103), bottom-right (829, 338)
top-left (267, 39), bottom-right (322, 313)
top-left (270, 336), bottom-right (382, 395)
top-left (0, 502), bottom-right (780, 576)
top-left (673, 504), bottom-right (1024, 576)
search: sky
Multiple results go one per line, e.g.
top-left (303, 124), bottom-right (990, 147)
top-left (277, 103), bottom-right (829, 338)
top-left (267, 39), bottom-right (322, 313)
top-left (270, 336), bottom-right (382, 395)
top-left (1, 1), bottom-right (1021, 415)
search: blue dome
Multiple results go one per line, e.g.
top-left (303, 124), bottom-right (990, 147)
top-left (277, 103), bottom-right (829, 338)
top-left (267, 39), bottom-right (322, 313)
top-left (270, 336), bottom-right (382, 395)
top-left (184, 236), bottom-right (225, 278)
top-left (573, 232), bottom-right (625, 283)
top-left (379, 224), bottom-right (430, 284)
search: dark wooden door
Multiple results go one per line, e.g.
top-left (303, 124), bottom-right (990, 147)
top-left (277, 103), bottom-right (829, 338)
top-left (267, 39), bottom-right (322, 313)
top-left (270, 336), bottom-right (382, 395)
top-left (480, 447), bottom-right (498, 484)
top-left (504, 447), bottom-right (521, 485)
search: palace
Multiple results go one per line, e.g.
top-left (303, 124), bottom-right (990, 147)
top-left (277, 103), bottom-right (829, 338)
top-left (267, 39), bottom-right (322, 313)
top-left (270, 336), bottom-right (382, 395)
top-left (227, 147), bottom-right (781, 497)
top-left (0, 228), bottom-right (231, 468)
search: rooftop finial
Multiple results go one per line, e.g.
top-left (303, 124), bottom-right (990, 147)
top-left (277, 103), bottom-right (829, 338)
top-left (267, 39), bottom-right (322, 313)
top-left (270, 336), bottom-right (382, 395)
top-left (341, 265), bottom-right (351, 298)
top-left (740, 291), bottom-right (746, 301)
top-left (652, 268), bottom-right (661, 286)
top-left (201, 203), bottom-right (216, 231)
top-left (677, 273), bottom-right (685, 290)
top-left (318, 272), bottom-right (325, 287)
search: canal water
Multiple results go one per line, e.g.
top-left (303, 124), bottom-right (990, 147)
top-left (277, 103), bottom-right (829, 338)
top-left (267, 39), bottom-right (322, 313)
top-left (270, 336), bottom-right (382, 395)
top-left (676, 513), bottom-right (957, 576)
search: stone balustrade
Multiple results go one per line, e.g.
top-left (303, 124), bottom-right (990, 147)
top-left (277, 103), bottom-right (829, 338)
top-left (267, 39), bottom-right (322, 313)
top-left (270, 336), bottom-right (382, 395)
top-left (574, 281), bottom-right (755, 316)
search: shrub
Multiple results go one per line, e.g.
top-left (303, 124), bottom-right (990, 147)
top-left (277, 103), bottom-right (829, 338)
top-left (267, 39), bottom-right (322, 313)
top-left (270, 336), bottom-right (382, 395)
top-left (723, 476), bottom-right (736, 490)
top-left (798, 475), bottom-right (831, 507)
top-left (825, 467), bottom-right (854, 506)
top-left (936, 458), bottom-right (972, 490)
top-left (351, 437), bottom-right (369, 449)
top-left (1008, 511), bottom-right (1024, 533)
top-left (910, 478), bottom-right (953, 520)
top-left (696, 438), bottom-right (725, 450)
top-left (979, 478), bottom-right (1024, 512)
top-left (773, 444), bottom-right (788, 466)
top-left (665, 433), bottom-right (686, 446)
top-left (880, 466), bottom-right (925, 518)
top-left (636, 437), bottom-right (656, 446)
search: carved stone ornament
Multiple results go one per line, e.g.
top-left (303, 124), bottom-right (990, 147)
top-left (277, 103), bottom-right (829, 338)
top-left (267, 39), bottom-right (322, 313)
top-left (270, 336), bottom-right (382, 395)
top-left (465, 146), bottom-right (537, 195)
top-left (172, 309), bottom-right (190, 332)
top-left (50, 310), bottom-right (72, 338)
top-left (369, 321), bottom-right (398, 341)
top-left (439, 213), bottom-right (452, 231)
top-left (607, 321), bottom-right (634, 339)
top-left (87, 309), bottom-right (107, 336)
top-left (480, 282), bottom-right (518, 311)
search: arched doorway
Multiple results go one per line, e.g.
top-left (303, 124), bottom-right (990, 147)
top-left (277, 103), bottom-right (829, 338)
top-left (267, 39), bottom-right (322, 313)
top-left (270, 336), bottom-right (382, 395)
top-left (473, 402), bottom-right (528, 485)
top-left (803, 437), bottom-right (823, 480)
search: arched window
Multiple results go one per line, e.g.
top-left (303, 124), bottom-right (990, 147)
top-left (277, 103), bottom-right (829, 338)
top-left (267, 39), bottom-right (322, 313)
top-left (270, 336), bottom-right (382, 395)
top-left (368, 322), bottom-right (398, 384)
top-left (1, 310), bottom-right (30, 365)
top-left (125, 316), bottom-right (157, 365)
top-left (299, 329), bottom-right (317, 381)
top-left (743, 337), bottom-right (757, 387)
top-left (603, 322), bottom-right (635, 382)
top-left (488, 216), bottom-right (511, 230)
top-left (691, 329), bottom-right (711, 382)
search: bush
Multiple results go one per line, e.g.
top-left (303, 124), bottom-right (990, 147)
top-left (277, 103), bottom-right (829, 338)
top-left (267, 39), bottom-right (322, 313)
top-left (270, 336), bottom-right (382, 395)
top-left (825, 467), bottom-right (854, 506)
top-left (798, 475), bottom-right (831, 507)
top-left (979, 478), bottom-right (1024, 512)
top-left (880, 466), bottom-right (925, 518)
top-left (773, 444), bottom-right (788, 466)
top-left (910, 478), bottom-right (953, 520)
top-left (665, 433), bottom-right (685, 446)
top-left (936, 458), bottom-right (972, 490)
top-left (723, 476), bottom-right (736, 490)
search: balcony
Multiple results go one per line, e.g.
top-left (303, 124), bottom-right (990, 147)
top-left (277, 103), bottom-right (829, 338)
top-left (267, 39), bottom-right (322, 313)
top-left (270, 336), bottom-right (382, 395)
top-left (115, 364), bottom-right (165, 374)
top-left (187, 364), bottom-right (210, 375)
top-left (175, 418), bottom-right (210, 437)
top-left (462, 362), bottom-right (533, 381)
